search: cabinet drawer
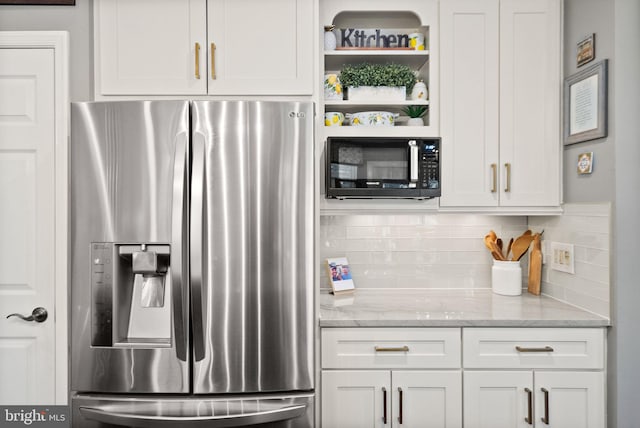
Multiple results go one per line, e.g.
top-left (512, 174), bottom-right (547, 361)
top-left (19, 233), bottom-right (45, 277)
top-left (321, 328), bottom-right (461, 369)
top-left (463, 328), bottom-right (605, 369)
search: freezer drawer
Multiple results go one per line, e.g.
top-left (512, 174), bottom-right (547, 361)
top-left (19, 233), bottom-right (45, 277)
top-left (71, 393), bottom-right (314, 428)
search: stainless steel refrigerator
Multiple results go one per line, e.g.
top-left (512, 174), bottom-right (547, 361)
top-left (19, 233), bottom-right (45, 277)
top-left (69, 101), bottom-right (314, 427)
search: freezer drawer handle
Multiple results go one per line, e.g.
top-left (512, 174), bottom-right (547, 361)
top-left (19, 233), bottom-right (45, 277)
top-left (375, 346), bottom-right (409, 352)
top-left (79, 404), bottom-right (306, 427)
top-left (515, 346), bottom-right (554, 353)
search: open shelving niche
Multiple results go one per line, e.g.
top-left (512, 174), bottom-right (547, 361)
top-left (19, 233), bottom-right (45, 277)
top-left (319, 1), bottom-right (440, 212)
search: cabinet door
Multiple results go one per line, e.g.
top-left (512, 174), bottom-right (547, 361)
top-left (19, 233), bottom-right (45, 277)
top-left (392, 371), bottom-right (462, 428)
top-left (96, 0), bottom-right (207, 95)
top-left (499, 0), bottom-right (561, 206)
top-left (534, 371), bottom-right (605, 428)
top-left (439, 0), bottom-right (500, 207)
top-left (207, 0), bottom-right (313, 95)
top-left (464, 371), bottom-right (533, 428)
top-left (322, 370), bottom-right (390, 428)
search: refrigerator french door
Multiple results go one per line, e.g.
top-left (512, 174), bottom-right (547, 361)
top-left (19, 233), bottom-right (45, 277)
top-left (70, 101), bottom-right (314, 427)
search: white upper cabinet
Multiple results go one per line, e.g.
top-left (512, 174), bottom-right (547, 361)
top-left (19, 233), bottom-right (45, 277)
top-left (96, 0), bottom-right (207, 95)
top-left (439, 0), bottom-right (561, 209)
top-left (207, 0), bottom-right (313, 95)
top-left (95, 0), bottom-right (313, 96)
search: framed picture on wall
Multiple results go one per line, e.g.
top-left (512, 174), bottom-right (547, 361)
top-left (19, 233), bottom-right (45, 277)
top-left (564, 59), bottom-right (608, 145)
top-left (577, 34), bottom-right (596, 67)
top-left (0, 0), bottom-right (74, 4)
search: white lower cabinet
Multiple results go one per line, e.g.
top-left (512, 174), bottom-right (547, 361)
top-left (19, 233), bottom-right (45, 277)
top-left (463, 328), bottom-right (606, 428)
top-left (322, 370), bottom-right (462, 428)
top-left (320, 328), bottom-right (462, 427)
top-left (320, 327), bottom-right (606, 428)
top-left (464, 370), bottom-right (604, 428)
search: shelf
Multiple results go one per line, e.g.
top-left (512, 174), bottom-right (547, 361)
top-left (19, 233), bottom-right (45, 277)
top-left (324, 100), bottom-right (429, 107)
top-left (322, 126), bottom-right (438, 138)
top-left (324, 50), bottom-right (429, 70)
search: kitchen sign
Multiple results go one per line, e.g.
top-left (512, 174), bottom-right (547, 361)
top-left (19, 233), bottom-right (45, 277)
top-left (337, 28), bottom-right (420, 49)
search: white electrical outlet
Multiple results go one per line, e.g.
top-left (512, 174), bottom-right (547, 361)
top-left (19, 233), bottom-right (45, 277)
top-left (549, 242), bottom-right (575, 274)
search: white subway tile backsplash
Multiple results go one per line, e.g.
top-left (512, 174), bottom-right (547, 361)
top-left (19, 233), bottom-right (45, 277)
top-left (320, 213), bottom-right (526, 292)
top-left (533, 202), bottom-right (610, 318)
top-left (319, 203), bottom-right (610, 319)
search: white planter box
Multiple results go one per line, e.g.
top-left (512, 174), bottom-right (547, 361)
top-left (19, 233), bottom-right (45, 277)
top-left (347, 86), bottom-right (406, 101)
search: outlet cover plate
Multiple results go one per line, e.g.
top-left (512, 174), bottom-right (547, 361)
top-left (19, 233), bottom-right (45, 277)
top-left (550, 242), bottom-right (575, 274)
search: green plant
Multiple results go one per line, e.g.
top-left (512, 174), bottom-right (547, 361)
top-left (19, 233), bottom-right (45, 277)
top-left (402, 105), bottom-right (428, 118)
top-left (339, 63), bottom-right (416, 92)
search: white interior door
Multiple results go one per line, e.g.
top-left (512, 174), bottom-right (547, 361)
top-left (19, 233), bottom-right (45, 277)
top-left (0, 47), bottom-right (56, 404)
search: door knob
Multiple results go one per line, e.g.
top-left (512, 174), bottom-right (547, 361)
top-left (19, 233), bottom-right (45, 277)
top-left (6, 307), bottom-right (48, 323)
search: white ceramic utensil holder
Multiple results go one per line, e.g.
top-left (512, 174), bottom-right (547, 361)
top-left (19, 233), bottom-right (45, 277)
top-left (492, 260), bottom-right (522, 296)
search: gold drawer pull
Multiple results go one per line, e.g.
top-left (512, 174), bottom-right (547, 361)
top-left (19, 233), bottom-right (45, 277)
top-left (194, 42), bottom-right (201, 79)
top-left (515, 345), bottom-right (554, 353)
top-left (374, 345), bottom-right (409, 352)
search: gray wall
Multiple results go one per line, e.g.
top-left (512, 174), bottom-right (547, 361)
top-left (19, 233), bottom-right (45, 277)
top-left (565, 1), bottom-right (640, 426)
top-left (0, 1), bottom-right (93, 101)
top-left (611, 0), bottom-right (640, 426)
top-left (562, 0), bottom-right (615, 203)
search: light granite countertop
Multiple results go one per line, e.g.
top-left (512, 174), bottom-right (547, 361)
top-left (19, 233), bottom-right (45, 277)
top-left (319, 289), bottom-right (610, 327)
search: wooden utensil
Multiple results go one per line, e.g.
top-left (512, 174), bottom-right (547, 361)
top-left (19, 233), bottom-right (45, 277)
top-left (506, 238), bottom-right (514, 260)
top-left (484, 234), bottom-right (505, 261)
top-left (528, 234), bottom-right (542, 295)
top-left (511, 233), bottom-right (535, 261)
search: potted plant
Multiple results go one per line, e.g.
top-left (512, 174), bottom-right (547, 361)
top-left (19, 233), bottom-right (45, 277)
top-left (339, 63), bottom-right (416, 101)
top-left (402, 105), bottom-right (428, 126)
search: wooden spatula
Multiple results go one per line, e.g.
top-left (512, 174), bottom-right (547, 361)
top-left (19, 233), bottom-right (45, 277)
top-left (528, 234), bottom-right (542, 295)
top-left (511, 232), bottom-right (535, 261)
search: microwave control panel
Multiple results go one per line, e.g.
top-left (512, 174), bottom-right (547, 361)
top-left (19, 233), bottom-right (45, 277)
top-left (420, 142), bottom-right (440, 190)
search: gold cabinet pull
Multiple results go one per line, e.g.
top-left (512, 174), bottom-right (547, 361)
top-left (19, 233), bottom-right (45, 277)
top-left (515, 346), bottom-right (554, 353)
top-left (505, 162), bottom-right (511, 192)
top-left (541, 387), bottom-right (550, 424)
top-left (374, 345), bottom-right (409, 352)
top-left (211, 43), bottom-right (217, 80)
top-left (491, 163), bottom-right (497, 193)
top-left (525, 388), bottom-right (533, 425)
top-left (195, 42), bottom-right (201, 79)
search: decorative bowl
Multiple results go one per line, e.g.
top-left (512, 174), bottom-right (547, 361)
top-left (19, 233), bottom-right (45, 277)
top-left (347, 111), bottom-right (398, 127)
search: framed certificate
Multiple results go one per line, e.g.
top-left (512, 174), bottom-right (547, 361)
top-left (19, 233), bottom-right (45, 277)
top-left (564, 60), bottom-right (608, 145)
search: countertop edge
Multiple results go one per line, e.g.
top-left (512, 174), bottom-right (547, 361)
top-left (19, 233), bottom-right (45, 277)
top-left (319, 320), bottom-right (611, 328)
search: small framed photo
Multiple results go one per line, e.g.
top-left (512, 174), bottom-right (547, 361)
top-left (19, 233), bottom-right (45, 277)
top-left (564, 59), bottom-right (608, 145)
top-left (577, 34), bottom-right (596, 67)
top-left (326, 257), bottom-right (355, 294)
top-left (577, 152), bottom-right (594, 175)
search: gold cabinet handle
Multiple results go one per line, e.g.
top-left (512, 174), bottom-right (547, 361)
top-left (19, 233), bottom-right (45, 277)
top-left (491, 163), bottom-right (497, 193)
top-left (195, 42), bottom-right (201, 79)
top-left (505, 163), bottom-right (511, 192)
top-left (541, 387), bottom-right (550, 424)
top-left (515, 346), bottom-right (554, 353)
top-left (374, 345), bottom-right (409, 352)
top-left (211, 43), bottom-right (217, 80)
top-left (525, 388), bottom-right (533, 425)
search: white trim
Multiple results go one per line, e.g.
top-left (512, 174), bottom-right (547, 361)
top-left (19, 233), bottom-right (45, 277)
top-left (0, 31), bottom-right (70, 405)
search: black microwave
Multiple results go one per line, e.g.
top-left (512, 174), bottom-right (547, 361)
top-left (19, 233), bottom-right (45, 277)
top-left (326, 137), bottom-right (441, 199)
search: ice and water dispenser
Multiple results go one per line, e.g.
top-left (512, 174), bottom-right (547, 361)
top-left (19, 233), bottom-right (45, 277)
top-left (91, 242), bottom-right (172, 347)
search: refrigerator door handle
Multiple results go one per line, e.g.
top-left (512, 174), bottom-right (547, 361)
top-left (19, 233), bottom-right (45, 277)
top-left (190, 133), bottom-right (206, 361)
top-left (79, 404), bottom-right (307, 427)
top-left (171, 132), bottom-right (189, 362)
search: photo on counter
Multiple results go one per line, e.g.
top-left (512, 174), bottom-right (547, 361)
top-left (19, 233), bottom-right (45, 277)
top-left (326, 257), bottom-right (355, 294)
